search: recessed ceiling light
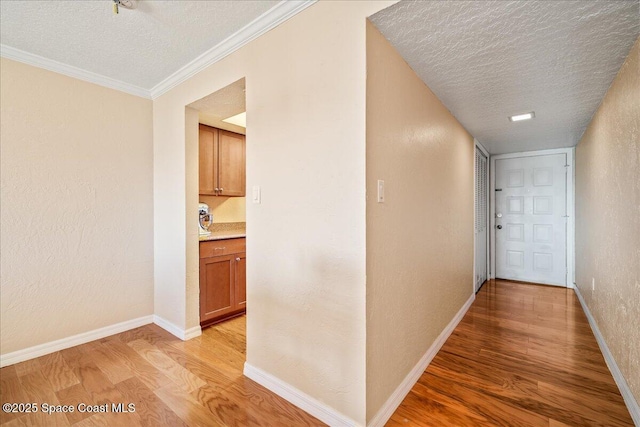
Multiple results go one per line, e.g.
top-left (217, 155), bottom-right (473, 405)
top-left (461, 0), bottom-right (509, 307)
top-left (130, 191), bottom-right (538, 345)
top-left (509, 111), bottom-right (535, 122)
top-left (222, 112), bottom-right (246, 128)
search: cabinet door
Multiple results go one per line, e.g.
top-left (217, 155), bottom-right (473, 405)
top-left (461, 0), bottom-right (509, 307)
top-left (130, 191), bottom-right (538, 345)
top-left (199, 125), bottom-right (218, 195)
top-left (200, 255), bottom-right (235, 323)
top-left (218, 130), bottom-right (245, 196)
top-left (235, 252), bottom-right (246, 308)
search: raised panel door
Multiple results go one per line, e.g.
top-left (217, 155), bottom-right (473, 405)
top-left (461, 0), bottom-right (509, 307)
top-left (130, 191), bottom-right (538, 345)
top-left (495, 153), bottom-right (566, 286)
top-left (200, 255), bottom-right (235, 323)
top-left (199, 125), bottom-right (218, 195)
top-left (218, 130), bottom-right (245, 197)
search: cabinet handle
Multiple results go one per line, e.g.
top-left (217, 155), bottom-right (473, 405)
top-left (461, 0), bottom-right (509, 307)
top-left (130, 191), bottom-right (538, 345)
top-left (214, 187), bottom-right (219, 194)
top-left (236, 257), bottom-right (241, 261)
top-left (219, 188), bottom-right (224, 193)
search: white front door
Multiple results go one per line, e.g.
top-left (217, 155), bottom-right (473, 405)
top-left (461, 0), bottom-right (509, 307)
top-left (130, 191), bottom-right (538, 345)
top-left (495, 153), bottom-right (567, 286)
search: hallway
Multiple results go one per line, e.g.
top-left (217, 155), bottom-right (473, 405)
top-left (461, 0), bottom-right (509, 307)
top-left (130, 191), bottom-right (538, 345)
top-left (388, 280), bottom-right (634, 426)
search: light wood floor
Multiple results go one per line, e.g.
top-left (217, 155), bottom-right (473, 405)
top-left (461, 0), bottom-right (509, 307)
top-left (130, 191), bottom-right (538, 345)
top-left (0, 316), bottom-right (323, 426)
top-left (1, 280), bottom-right (633, 426)
top-left (388, 279), bottom-right (634, 426)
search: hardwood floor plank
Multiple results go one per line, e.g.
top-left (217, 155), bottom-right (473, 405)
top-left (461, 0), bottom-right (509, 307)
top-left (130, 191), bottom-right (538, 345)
top-left (537, 380), bottom-right (634, 425)
top-left (12, 359), bottom-right (40, 378)
top-left (55, 383), bottom-right (95, 425)
top-left (59, 346), bottom-right (86, 369)
top-left (18, 371), bottom-right (70, 426)
top-left (391, 388), bottom-right (495, 427)
top-left (98, 339), bottom-right (173, 391)
top-left (1, 315), bottom-right (322, 426)
top-left (164, 338), bottom-right (242, 383)
top-left (204, 323), bottom-right (246, 355)
top-left (127, 339), bottom-right (207, 393)
top-left (428, 357), bottom-right (623, 427)
top-left (0, 370), bottom-right (28, 425)
top-left (0, 415), bottom-right (29, 427)
top-left (69, 360), bottom-right (143, 426)
top-left (198, 333), bottom-right (246, 370)
top-left (155, 341), bottom-right (239, 388)
top-left (389, 280), bottom-right (633, 427)
top-left (153, 383), bottom-right (226, 427)
top-left (116, 325), bottom-right (176, 345)
top-left (38, 351), bottom-right (81, 392)
top-left (115, 377), bottom-right (187, 427)
top-left (190, 383), bottom-right (265, 426)
top-left (81, 342), bottom-right (134, 385)
top-left (220, 376), bottom-right (326, 426)
top-left (70, 413), bottom-right (110, 427)
top-left (415, 373), bottom-right (549, 427)
top-left (0, 365), bottom-right (18, 380)
top-left (9, 280), bottom-right (624, 426)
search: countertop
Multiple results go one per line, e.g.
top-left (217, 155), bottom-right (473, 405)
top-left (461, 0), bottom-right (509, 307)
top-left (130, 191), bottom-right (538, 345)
top-left (199, 222), bottom-right (246, 242)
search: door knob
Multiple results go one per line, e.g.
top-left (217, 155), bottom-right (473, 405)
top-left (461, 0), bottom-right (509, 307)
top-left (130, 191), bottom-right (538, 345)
top-left (497, 225), bottom-right (503, 229)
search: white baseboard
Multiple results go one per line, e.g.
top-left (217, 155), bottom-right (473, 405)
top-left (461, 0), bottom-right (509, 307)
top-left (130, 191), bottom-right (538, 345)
top-left (244, 362), bottom-right (358, 427)
top-left (0, 315), bottom-right (153, 368)
top-left (574, 286), bottom-right (640, 426)
top-left (153, 315), bottom-right (201, 341)
top-left (184, 325), bottom-right (203, 340)
top-left (367, 293), bottom-right (475, 427)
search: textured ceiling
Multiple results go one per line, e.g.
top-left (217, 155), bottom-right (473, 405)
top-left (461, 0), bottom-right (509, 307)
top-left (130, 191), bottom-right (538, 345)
top-left (370, 1), bottom-right (640, 154)
top-left (0, 0), bottom-right (278, 90)
top-left (189, 78), bottom-right (246, 134)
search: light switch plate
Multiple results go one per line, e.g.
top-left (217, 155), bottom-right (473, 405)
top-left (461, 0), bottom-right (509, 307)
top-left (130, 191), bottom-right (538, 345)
top-left (252, 185), bottom-right (261, 204)
top-left (377, 180), bottom-right (385, 203)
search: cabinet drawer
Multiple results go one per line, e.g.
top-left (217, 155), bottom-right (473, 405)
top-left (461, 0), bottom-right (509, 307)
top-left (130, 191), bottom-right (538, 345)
top-left (200, 238), bottom-right (246, 258)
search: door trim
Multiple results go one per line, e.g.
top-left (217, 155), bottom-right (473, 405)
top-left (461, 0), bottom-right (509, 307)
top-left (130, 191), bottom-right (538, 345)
top-left (490, 148), bottom-right (575, 288)
top-left (474, 139), bottom-right (490, 293)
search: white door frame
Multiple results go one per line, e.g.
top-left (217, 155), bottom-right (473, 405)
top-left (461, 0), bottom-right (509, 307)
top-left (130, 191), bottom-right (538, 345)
top-left (474, 139), bottom-right (491, 293)
top-left (490, 147), bottom-right (575, 288)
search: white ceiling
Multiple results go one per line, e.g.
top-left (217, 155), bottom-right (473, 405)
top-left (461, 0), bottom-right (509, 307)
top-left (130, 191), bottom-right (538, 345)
top-left (370, 1), bottom-right (640, 154)
top-left (189, 78), bottom-right (247, 134)
top-left (2, 1), bottom-right (637, 154)
top-left (0, 0), bottom-right (282, 94)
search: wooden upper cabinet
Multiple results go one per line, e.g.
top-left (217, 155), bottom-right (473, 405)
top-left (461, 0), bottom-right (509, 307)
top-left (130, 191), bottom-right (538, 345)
top-left (218, 130), bottom-right (246, 197)
top-left (198, 124), bottom-right (245, 197)
top-left (199, 126), bottom-right (218, 195)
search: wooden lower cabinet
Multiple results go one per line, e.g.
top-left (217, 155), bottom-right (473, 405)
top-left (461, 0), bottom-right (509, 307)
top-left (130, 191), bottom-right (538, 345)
top-left (235, 252), bottom-right (246, 308)
top-left (200, 238), bottom-right (246, 327)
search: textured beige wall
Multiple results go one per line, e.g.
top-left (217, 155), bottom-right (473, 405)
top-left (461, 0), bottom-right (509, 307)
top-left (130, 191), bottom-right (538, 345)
top-left (365, 22), bottom-right (475, 421)
top-left (575, 38), bottom-right (640, 403)
top-left (153, 2), bottom-right (395, 423)
top-left (199, 195), bottom-right (246, 223)
top-left (0, 58), bottom-right (154, 354)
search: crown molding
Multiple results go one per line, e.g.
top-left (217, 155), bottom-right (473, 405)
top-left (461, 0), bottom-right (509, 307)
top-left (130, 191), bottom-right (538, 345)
top-left (1, 1), bottom-right (315, 101)
top-left (149, 0), bottom-right (317, 99)
top-left (0, 44), bottom-right (152, 99)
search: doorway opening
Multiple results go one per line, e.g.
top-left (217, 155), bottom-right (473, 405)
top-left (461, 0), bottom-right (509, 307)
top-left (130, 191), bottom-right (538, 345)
top-left (187, 78), bottom-right (248, 356)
